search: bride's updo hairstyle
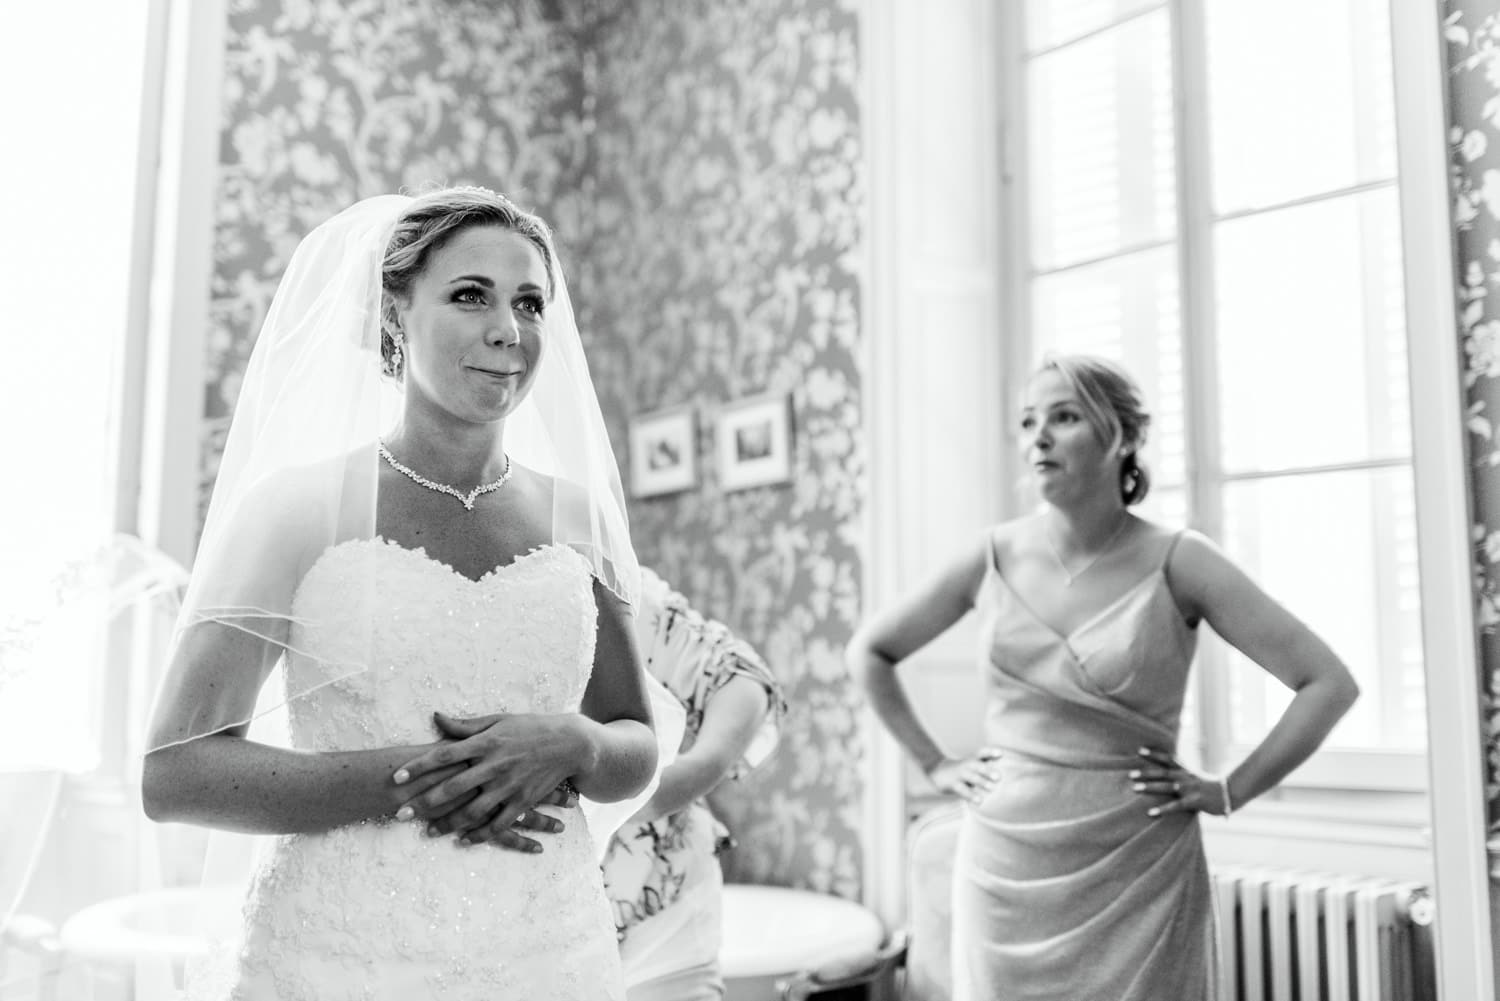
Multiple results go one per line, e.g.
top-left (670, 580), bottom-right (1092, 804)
top-left (1037, 353), bottom-right (1153, 506)
top-left (379, 186), bottom-right (560, 379)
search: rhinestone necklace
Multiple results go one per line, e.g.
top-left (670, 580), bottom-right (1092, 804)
top-left (1044, 514), bottom-right (1130, 587)
top-left (378, 441), bottom-right (512, 511)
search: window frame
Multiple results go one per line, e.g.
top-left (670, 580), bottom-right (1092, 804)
top-left (1387, 0), bottom-right (1495, 988)
top-left (98, 0), bottom-right (176, 786)
top-left (112, 0), bottom-right (227, 782)
top-left (1001, 0), bottom-right (1427, 794)
top-left (43, 0), bottom-right (224, 785)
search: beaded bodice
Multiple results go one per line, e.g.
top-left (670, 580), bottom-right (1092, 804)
top-left (283, 539), bottom-right (595, 746)
top-left (220, 540), bottom-right (623, 1001)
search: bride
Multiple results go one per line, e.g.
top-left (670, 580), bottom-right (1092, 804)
top-left (142, 187), bottom-right (661, 999)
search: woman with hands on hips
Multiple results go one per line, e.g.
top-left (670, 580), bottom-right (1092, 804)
top-left (143, 186), bottom-right (657, 999)
top-left (847, 354), bottom-right (1359, 1001)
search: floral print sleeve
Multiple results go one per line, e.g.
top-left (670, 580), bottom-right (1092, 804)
top-left (603, 568), bottom-right (787, 942)
top-left (635, 567), bottom-right (786, 773)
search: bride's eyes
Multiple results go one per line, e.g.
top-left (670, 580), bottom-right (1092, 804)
top-left (453, 287), bottom-right (487, 306)
top-left (450, 286), bottom-right (545, 319)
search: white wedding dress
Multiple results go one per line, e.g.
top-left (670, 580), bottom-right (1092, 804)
top-left (218, 539), bottom-right (624, 1000)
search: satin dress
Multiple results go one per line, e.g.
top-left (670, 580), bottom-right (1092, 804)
top-left (952, 532), bottom-right (1218, 1001)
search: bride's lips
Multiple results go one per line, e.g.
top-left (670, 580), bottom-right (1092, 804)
top-left (467, 365), bottom-right (525, 379)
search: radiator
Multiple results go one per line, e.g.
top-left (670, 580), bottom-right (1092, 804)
top-left (1210, 865), bottom-right (1436, 1001)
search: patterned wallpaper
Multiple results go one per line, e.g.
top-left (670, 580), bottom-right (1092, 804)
top-left (577, 0), bottom-right (864, 897)
top-left (1446, 1), bottom-right (1500, 834)
top-left (205, 0), bottom-right (865, 897)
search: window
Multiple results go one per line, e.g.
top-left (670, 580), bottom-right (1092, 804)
top-left (0, 1), bottom-right (157, 773)
top-left (1009, 0), bottom-right (1425, 789)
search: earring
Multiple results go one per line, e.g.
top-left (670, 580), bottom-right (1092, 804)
top-left (390, 332), bottom-right (405, 375)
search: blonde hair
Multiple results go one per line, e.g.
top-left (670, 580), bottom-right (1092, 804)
top-left (1037, 353), bottom-right (1152, 505)
top-left (379, 186), bottom-right (558, 379)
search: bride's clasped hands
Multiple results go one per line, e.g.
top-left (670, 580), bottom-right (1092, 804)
top-left (393, 710), bottom-right (588, 851)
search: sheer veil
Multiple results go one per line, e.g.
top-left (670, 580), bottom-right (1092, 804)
top-left (125, 191), bottom-right (680, 997)
top-left (149, 191), bottom-right (649, 751)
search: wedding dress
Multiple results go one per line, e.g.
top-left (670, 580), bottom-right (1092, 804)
top-left (214, 539), bottom-right (624, 1000)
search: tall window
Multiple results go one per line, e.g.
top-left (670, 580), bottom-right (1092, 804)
top-left (1013, 0), bottom-right (1425, 789)
top-left (0, 2), bottom-right (156, 773)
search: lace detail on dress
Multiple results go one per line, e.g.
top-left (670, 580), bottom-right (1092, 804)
top-left (283, 541), bottom-right (596, 748)
top-left (219, 541), bottom-right (623, 1000)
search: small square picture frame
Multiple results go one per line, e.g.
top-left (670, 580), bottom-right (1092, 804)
top-left (628, 404), bottom-right (698, 498)
top-left (717, 392), bottom-right (793, 492)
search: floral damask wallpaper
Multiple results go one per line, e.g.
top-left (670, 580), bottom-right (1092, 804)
top-left (577, 0), bottom-right (864, 897)
top-left (205, 0), bottom-right (865, 897)
top-left (1445, 2), bottom-right (1500, 831)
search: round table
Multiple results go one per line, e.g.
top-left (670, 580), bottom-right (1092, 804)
top-left (720, 884), bottom-right (887, 1000)
top-left (54, 882), bottom-right (887, 998)
top-left (57, 885), bottom-right (242, 965)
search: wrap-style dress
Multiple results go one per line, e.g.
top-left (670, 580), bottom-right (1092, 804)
top-left (953, 531), bottom-right (1218, 1001)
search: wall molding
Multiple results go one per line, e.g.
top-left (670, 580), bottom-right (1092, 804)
top-left (1398, 0), bottom-right (1496, 993)
top-left (138, 0), bottom-right (228, 567)
top-left (859, 0), bottom-right (1005, 926)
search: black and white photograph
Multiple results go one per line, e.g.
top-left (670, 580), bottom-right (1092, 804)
top-left (628, 404), bottom-right (699, 499)
top-left (717, 393), bottom-right (793, 493)
top-left (3, 2), bottom-right (1497, 999)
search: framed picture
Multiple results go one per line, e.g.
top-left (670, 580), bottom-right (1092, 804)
top-left (628, 404), bottom-right (698, 498)
top-left (717, 392), bottom-right (794, 492)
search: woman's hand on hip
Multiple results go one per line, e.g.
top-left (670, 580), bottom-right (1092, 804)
top-left (1131, 746), bottom-right (1230, 818)
top-left (927, 748), bottom-right (1003, 805)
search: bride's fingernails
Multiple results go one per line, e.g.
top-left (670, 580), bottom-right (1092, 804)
top-left (426, 825), bottom-right (440, 837)
top-left (395, 805), bottom-right (414, 821)
top-left (393, 768), bottom-right (410, 785)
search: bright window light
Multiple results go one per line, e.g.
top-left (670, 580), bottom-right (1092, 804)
top-left (1020, 0), bottom-right (1423, 779)
top-left (0, 2), bottom-right (153, 772)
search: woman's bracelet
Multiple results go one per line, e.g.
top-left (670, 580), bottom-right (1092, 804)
top-left (1218, 776), bottom-right (1234, 817)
